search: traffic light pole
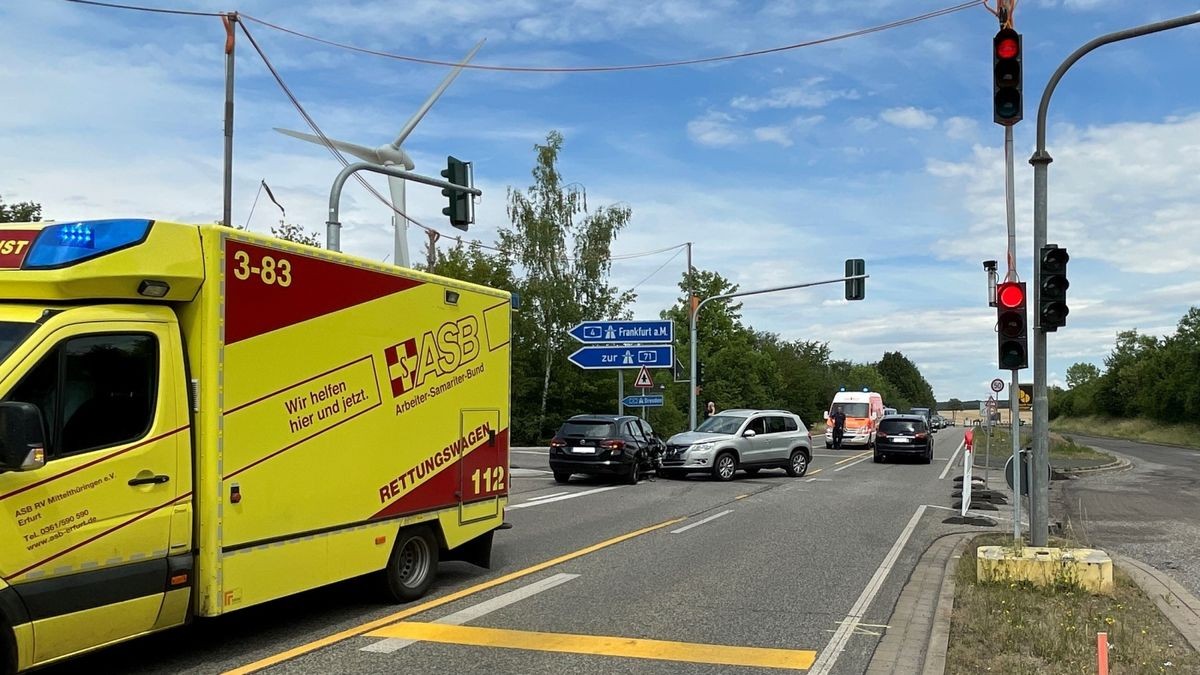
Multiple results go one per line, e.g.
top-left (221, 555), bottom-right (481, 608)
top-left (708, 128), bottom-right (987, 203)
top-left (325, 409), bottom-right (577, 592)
top-left (688, 273), bottom-right (867, 430)
top-left (324, 162), bottom-right (481, 252)
top-left (1028, 12), bottom-right (1200, 548)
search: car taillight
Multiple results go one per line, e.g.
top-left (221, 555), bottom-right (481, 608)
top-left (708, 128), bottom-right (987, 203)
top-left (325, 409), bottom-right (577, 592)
top-left (915, 433), bottom-right (927, 439)
top-left (600, 439), bottom-right (625, 453)
top-left (877, 431), bottom-right (888, 438)
top-left (550, 439), bottom-right (566, 448)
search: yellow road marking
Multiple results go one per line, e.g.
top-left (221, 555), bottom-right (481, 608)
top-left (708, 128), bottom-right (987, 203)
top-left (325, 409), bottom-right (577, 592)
top-left (833, 450), bottom-right (871, 466)
top-left (808, 468), bottom-right (823, 476)
top-left (223, 517), bottom-right (685, 674)
top-left (367, 622), bottom-right (816, 670)
top-left (735, 494), bottom-right (749, 500)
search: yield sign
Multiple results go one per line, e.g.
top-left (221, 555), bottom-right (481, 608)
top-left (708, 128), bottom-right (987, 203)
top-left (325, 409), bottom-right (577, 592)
top-left (634, 366), bottom-right (654, 389)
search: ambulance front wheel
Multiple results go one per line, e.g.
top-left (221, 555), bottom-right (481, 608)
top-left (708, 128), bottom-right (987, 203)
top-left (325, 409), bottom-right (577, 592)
top-left (383, 526), bottom-right (439, 603)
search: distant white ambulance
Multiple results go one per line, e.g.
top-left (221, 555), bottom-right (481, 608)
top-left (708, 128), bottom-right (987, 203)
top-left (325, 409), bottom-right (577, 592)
top-left (824, 389), bottom-right (885, 448)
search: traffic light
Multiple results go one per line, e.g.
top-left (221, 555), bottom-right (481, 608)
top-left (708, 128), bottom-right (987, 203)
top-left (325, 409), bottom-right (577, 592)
top-left (996, 281), bottom-right (1028, 370)
top-left (440, 156), bottom-right (473, 231)
top-left (696, 361), bottom-right (705, 385)
top-left (1039, 244), bottom-right (1070, 331)
top-left (845, 258), bottom-right (865, 301)
top-left (993, 27), bottom-right (1022, 126)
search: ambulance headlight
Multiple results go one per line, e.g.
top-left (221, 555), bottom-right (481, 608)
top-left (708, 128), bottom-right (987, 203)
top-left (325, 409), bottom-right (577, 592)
top-left (25, 219), bottom-right (153, 269)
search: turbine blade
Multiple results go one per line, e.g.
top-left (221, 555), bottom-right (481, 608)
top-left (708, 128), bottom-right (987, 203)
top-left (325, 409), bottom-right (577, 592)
top-left (392, 39), bottom-right (485, 148)
top-left (274, 127), bottom-right (381, 163)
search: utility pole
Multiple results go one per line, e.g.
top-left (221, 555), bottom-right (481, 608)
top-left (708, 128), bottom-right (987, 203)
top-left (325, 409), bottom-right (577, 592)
top-left (221, 13), bottom-right (237, 227)
top-left (1028, 11), bottom-right (1200, 547)
top-left (686, 242), bottom-right (695, 427)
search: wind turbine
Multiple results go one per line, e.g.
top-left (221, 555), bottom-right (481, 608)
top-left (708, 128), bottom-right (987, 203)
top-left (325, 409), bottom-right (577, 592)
top-left (275, 40), bottom-right (484, 267)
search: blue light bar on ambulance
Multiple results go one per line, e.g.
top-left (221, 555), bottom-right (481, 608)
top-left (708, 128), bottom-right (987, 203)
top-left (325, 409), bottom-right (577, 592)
top-left (24, 219), bottom-right (153, 269)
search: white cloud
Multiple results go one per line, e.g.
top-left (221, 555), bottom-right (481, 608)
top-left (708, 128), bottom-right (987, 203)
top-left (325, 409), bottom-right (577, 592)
top-left (944, 116), bottom-right (979, 141)
top-left (849, 117), bottom-right (880, 132)
top-left (730, 78), bottom-right (860, 112)
top-left (752, 115), bottom-right (824, 147)
top-left (686, 111), bottom-right (742, 147)
top-left (930, 113), bottom-right (1200, 276)
top-left (880, 106), bottom-right (938, 130)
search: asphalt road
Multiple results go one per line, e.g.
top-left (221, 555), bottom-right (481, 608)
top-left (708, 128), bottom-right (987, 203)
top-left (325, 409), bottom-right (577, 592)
top-left (1056, 434), bottom-right (1200, 598)
top-left (49, 428), bottom-right (986, 675)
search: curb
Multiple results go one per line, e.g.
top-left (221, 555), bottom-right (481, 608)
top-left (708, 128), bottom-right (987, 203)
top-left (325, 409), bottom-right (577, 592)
top-left (865, 533), bottom-right (974, 675)
top-left (921, 535), bottom-right (971, 675)
top-left (1060, 454), bottom-right (1130, 474)
top-left (1112, 554), bottom-right (1200, 654)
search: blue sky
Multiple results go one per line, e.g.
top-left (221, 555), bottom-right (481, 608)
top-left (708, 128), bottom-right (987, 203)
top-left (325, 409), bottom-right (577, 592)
top-left (3, 0), bottom-right (1200, 402)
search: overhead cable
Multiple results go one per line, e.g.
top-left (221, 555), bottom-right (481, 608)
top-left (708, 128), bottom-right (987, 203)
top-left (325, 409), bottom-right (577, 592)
top-left (240, 1), bottom-right (983, 73)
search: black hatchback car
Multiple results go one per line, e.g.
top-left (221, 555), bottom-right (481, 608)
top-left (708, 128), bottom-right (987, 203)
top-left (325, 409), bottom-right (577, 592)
top-left (549, 415), bottom-right (664, 484)
top-left (873, 415), bottom-right (933, 464)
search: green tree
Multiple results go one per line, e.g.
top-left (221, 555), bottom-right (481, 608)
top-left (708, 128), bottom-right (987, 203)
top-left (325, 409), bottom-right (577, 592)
top-left (877, 351), bottom-right (936, 409)
top-left (0, 195), bottom-right (42, 223)
top-left (498, 131), bottom-right (634, 439)
top-left (947, 397), bottom-right (963, 422)
top-left (1065, 362), bottom-right (1100, 389)
top-left (270, 221), bottom-right (322, 248)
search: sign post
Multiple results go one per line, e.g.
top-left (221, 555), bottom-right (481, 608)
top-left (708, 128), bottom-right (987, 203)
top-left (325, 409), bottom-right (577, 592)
top-left (961, 440), bottom-right (974, 516)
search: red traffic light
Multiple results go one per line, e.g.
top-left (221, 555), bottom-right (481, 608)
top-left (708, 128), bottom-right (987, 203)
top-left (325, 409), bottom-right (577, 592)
top-left (996, 37), bottom-right (1019, 59)
top-left (997, 282), bottom-right (1025, 309)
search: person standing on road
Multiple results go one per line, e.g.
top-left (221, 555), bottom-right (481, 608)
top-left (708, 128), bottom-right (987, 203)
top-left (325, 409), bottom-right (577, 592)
top-left (832, 406), bottom-right (847, 450)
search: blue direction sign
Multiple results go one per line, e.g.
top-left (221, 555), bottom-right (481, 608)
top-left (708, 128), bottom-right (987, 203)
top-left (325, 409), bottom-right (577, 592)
top-left (569, 320), bottom-right (673, 344)
top-left (568, 345), bottom-right (674, 370)
top-left (623, 394), bottom-right (664, 407)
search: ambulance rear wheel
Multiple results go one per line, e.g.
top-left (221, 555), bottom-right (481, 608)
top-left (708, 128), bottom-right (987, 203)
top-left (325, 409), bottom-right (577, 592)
top-left (384, 526), bottom-right (438, 603)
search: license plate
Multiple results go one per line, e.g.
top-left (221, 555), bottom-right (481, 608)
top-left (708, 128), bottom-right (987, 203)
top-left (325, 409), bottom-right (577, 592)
top-left (892, 437), bottom-right (910, 443)
top-left (569, 446), bottom-right (595, 454)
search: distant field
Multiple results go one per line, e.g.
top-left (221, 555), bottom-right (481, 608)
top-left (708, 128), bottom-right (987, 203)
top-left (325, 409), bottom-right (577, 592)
top-left (938, 408), bottom-right (1033, 426)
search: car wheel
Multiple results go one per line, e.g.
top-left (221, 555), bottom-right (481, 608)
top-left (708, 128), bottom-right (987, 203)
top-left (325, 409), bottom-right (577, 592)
top-left (744, 467), bottom-right (761, 475)
top-left (553, 471), bottom-right (571, 484)
top-left (712, 452), bottom-right (737, 481)
top-left (873, 450), bottom-right (882, 463)
top-left (825, 441), bottom-right (832, 449)
top-left (922, 448), bottom-right (933, 464)
top-left (785, 450), bottom-right (809, 477)
top-left (382, 526), bottom-right (438, 603)
top-left (625, 457), bottom-right (641, 485)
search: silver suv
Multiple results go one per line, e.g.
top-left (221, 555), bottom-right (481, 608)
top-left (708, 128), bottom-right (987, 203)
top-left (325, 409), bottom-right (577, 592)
top-left (660, 409), bottom-right (812, 481)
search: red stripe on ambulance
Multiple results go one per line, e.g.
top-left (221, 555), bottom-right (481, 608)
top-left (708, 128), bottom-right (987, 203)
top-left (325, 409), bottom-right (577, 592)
top-left (224, 240), bottom-right (422, 344)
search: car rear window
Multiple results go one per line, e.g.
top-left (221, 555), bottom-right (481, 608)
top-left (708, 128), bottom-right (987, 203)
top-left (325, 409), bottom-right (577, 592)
top-left (559, 421), bottom-right (616, 438)
top-left (880, 419), bottom-right (925, 434)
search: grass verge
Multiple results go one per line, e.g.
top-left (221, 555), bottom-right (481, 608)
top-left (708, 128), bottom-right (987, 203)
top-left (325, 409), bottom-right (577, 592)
top-left (1051, 416), bottom-right (1200, 450)
top-left (947, 534), bottom-right (1200, 674)
top-left (973, 426), bottom-right (1113, 464)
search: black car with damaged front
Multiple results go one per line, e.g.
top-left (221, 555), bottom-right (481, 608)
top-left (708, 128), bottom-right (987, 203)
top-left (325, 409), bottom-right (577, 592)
top-left (873, 415), bottom-right (933, 464)
top-left (548, 415), bottom-right (663, 485)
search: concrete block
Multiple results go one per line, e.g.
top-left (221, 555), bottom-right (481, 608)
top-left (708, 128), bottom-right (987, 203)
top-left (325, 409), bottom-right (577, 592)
top-left (976, 545), bottom-right (1113, 595)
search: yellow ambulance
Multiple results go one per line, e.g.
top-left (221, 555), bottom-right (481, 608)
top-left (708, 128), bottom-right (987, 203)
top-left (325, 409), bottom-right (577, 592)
top-left (0, 219), bottom-right (511, 672)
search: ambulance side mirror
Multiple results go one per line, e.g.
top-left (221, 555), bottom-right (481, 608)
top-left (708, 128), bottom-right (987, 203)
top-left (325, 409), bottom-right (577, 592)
top-left (0, 402), bottom-right (47, 472)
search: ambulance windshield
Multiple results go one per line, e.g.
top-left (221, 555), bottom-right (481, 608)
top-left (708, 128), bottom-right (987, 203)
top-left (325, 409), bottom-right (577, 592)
top-left (0, 321), bottom-right (34, 365)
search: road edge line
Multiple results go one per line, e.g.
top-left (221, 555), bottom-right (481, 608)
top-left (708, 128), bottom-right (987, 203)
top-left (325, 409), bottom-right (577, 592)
top-left (938, 440), bottom-right (965, 480)
top-left (809, 504), bottom-right (927, 675)
top-left (223, 516), bottom-right (685, 674)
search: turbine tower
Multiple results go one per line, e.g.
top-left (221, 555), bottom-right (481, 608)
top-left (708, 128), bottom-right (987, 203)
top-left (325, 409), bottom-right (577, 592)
top-left (275, 40), bottom-right (484, 267)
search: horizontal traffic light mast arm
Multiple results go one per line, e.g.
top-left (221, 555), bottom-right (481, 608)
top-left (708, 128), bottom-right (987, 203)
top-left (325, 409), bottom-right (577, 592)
top-left (687, 272), bottom-right (868, 430)
top-left (691, 274), bottom-right (869, 317)
top-left (324, 161), bottom-right (483, 250)
top-left (1033, 12), bottom-right (1200, 154)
